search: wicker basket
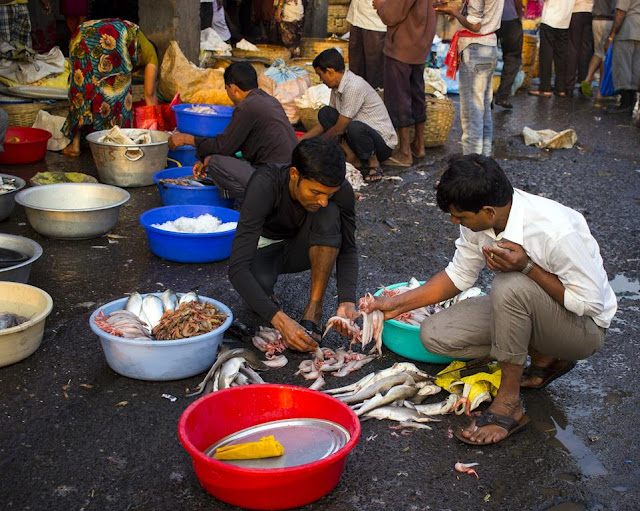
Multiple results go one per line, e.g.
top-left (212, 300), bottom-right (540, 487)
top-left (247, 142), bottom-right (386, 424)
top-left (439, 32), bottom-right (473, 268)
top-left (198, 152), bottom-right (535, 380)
top-left (131, 84), bottom-right (145, 102)
top-left (45, 100), bottom-right (70, 118)
top-left (423, 96), bottom-right (455, 147)
top-left (447, 0), bottom-right (465, 10)
top-left (0, 102), bottom-right (50, 127)
top-left (522, 33), bottom-right (537, 66)
top-left (327, 5), bottom-right (351, 36)
top-left (289, 58), bottom-right (322, 86)
top-left (231, 44), bottom-right (291, 63)
top-left (300, 37), bottom-right (349, 62)
top-left (299, 107), bottom-right (320, 131)
top-left (328, 0), bottom-right (350, 4)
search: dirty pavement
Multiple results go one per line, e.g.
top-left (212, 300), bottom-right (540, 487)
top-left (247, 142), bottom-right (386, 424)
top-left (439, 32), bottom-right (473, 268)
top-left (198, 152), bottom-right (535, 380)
top-left (1, 93), bottom-right (639, 511)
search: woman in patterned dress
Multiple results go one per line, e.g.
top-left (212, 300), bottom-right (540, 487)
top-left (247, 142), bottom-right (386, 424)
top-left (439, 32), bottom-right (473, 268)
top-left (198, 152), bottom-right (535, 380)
top-left (62, 18), bottom-right (158, 156)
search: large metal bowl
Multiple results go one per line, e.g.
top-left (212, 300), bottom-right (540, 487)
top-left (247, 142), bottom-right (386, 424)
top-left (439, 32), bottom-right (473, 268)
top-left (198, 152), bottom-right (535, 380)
top-left (86, 129), bottom-right (170, 187)
top-left (0, 173), bottom-right (26, 221)
top-left (0, 234), bottom-right (43, 283)
top-left (15, 183), bottom-right (130, 240)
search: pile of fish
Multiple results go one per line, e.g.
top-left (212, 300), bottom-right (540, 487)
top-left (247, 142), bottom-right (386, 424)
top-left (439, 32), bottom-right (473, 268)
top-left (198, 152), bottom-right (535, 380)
top-left (188, 347), bottom-right (271, 396)
top-left (325, 362), bottom-right (461, 424)
top-left (0, 176), bottom-right (19, 194)
top-left (185, 105), bottom-right (220, 115)
top-left (380, 278), bottom-right (483, 326)
top-left (297, 347), bottom-right (377, 390)
top-left (94, 290), bottom-right (222, 341)
top-left (251, 326), bottom-right (287, 359)
top-left (158, 176), bottom-right (205, 187)
top-left (0, 312), bottom-right (28, 331)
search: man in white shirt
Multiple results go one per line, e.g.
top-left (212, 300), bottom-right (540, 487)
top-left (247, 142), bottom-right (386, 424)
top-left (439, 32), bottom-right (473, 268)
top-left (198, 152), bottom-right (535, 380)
top-left (359, 154), bottom-right (616, 445)
top-left (529, 0), bottom-right (576, 96)
top-left (347, 0), bottom-right (387, 89)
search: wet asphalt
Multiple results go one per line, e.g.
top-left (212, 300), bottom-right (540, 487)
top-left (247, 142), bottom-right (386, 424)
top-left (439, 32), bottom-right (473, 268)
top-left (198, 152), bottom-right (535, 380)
top-left (1, 91), bottom-right (639, 511)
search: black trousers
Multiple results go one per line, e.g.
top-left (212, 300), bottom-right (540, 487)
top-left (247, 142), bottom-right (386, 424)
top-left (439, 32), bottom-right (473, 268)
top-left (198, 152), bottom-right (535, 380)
top-left (348, 27), bottom-right (386, 90)
top-left (539, 23), bottom-right (569, 93)
top-left (205, 154), bottom-right (258, 199)
top-left (566, 12), bottom-right (594, 91)
top-left (251, 202), bottom-right (342, 296)
top-left (318, 106), bottom-right (393, 163)
top-left (496, 18), bottom-right (523, 101)
top-left (383, 55), bottom-right (426, 128)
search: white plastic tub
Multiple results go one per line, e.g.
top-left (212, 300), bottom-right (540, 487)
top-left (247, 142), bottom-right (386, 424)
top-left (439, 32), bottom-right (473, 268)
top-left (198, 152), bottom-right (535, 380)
top-left (89, 293), bottom-right (233, 381)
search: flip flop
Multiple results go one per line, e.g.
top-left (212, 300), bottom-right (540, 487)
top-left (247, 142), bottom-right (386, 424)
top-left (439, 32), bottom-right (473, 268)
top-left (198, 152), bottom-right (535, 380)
top-left (521, 360), bottom-right (577, 390)
top-left (528, 90), bottom-right (552, 98)
top-left (454, 408), bottom-right (531, 446)
top-left (384, 156), bottom-right (411, 167)
top-left (360, 167), bottom-right (383, 182)
top-left (299, 319), bottom-right (323, 341)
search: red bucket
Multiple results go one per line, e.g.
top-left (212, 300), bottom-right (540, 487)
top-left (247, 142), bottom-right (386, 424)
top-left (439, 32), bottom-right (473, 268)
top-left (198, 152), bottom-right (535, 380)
top-left (178, 384), bottom-right (360, 510)
top-left (0, 127), bottom-right (51, 165)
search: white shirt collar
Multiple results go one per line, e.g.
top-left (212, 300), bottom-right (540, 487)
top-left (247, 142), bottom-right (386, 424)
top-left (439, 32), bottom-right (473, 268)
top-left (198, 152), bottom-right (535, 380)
top-left (480, 190), bottom-right (524, 245)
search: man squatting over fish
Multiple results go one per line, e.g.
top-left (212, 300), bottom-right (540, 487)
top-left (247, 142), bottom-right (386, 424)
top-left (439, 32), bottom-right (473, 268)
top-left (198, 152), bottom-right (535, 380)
top-left (360, 154), bottom-right (616, 446)
top-left (228, 138), bottom-right (359, 351)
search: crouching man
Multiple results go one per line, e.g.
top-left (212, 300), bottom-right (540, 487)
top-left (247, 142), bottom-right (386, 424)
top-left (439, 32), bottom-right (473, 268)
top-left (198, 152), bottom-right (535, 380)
top-left (360, 154), bottom-right (616, 445)
top-left (228, 138), bottom-right (360, 351)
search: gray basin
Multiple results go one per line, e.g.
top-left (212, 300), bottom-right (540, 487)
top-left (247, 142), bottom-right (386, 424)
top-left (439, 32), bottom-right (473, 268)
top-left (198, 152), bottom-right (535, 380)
top-left (0, 234), bottom-right (43, 283)
top-left (0, 174), bottom-right (27, 222)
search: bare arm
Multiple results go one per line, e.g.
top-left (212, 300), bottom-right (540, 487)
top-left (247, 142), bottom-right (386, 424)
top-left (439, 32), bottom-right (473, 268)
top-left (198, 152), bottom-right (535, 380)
top-left (323, 114), bottom-right (351, 137)
top-left (605, 9), bottom-right (627, 52)
top-left (434, 5), bottom-right (481, 32)
top-left (143, 64), bottom-right (158, 106)
top-left (360, 270), bottom-right (461, 320)
top-left (299, 122), bottom-right (324, 140)
top-left (514, 0), bottom-right (523, 18)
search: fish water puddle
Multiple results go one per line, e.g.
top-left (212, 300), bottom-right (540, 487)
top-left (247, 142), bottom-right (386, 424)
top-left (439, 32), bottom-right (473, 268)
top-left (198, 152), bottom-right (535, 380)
top-left (609, 274), bottom-right (640, 301)
top-left (550, 417), bottom-right (608, 477)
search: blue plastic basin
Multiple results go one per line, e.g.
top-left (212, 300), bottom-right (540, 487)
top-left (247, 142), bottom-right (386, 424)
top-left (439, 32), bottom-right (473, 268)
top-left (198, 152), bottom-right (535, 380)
top-left (153, 167), bottom-right (234, 208)
top-left (171, 104), bottom-right (234, 137)
top-left (139, 205), bottom-right (239, 263)
top-left (168, 146), bottom-right (198, 167)
top-left (374, 282), bottom-right (456, 364)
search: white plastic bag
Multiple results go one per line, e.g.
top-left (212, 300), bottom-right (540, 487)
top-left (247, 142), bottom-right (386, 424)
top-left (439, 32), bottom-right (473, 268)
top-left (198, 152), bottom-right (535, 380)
top-left (31, 109), bottom-right (70, 152)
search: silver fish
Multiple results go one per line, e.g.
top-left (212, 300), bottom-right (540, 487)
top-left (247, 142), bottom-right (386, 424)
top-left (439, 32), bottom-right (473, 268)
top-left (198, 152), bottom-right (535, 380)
top-left (310, 373), bottom-right (326, 391)
top-left (233, 372), bottom-right (250, 386)
top-left (409, 383), bottom-right (442, 404)
top-left (239, 366), bottom-right (265, 384)
top-left (339, 374), bottom-right (416, 404)
top-left (189, 348), bottom-right (265, 397)
top-left (142, 294), bottom-right (165, 329)
top-left (125, 292), bottom-right (143, 318)
top-left (0, 313), bottom-right (28, 330)
top-left (414, 394), bottom-right (459, 416)
top-left (363, 406), bottom-right (438, 423)
top-left (160, 289), bottom-right (178, 311)
top-left (218, 357), bottom-right (246, 389)
top-left (355, 385), bottom-right (418, 416)
top-left (179, 291), bottom-right (198, 305)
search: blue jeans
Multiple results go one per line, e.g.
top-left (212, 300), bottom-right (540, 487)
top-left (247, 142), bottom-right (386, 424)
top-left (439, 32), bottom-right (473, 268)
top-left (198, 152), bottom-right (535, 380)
top-left (459, 44), bottom-right (498, 155)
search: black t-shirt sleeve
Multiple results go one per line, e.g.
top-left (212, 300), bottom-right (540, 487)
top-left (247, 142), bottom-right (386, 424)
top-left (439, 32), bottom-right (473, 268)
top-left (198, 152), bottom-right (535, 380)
top-left (334, 181), bottom-right (358, 304)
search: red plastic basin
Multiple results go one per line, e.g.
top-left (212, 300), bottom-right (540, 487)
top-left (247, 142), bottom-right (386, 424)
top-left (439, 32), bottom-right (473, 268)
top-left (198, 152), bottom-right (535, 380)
top-left (0, 127), bottom-right (52, 165)
top-left (178, 384), bottom-right (360, 510)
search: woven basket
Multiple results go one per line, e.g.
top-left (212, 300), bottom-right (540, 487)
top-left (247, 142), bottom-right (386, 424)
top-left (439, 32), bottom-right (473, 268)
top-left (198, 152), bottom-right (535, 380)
top-left (327, 5), bottom-right (351, 36)
top-left (423, 97), bottom-right (455, 147)
top-left (328, 0), bottom-right (350, 4)
top-left (520, 65), bottom-right (534, 90)
top-left (0, 102), bottom-right (50, 127)
top-left (45, 100), bottom-right (70, 118)
top-left (522, 33), bottom-right (537, 66)
top-left (447, 0), bottom-right (465, 10)
top-left (300, 37), bottom-right (349, 62)
top-left (289, 58), bottom-right (322, 86)
top-left (231, 44), bottom-right (291, 63)
top-left (299, 107), bottom-right (320, 131)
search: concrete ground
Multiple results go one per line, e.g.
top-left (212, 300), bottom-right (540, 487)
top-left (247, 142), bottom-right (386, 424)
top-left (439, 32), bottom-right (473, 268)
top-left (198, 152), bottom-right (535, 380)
top-left (1, 92), bottom-right (639, 511)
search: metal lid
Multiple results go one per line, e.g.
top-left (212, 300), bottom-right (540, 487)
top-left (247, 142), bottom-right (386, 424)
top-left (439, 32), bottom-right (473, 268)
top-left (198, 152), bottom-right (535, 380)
top-left (204, 418), bottom-right (350, 469)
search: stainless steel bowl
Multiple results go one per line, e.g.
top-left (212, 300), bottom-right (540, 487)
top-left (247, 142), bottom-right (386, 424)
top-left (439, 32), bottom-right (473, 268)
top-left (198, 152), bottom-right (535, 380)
top-left (14, 183), bottom-right (130, 240)
top-left (0, 234), bottom-right (43, 283)
top-left (0, 173), bottom-right (26, 221)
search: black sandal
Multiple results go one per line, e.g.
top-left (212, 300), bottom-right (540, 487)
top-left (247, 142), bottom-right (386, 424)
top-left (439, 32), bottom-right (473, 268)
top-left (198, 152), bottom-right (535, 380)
top-left (521, 360), bottom-right (577, 390)
top-left (454, 408), bottom-right (530, 445)
top-left (360, 167), bottom-right (383, 182)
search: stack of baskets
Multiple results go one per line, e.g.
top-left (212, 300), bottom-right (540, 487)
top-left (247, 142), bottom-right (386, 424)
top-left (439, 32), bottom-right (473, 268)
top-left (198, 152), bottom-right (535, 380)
top-left (520, 33), bottom-right (539, 90)
top-left (231, 44), bottom-right (291, 64)
top-left (327, 5), bottom-right (350, 35)
top-left (423, 96), bottom-right (455, 147)
top-left (0, 102), bottom-right (51, 128)
top-left (299, 107), bottom-right (320, 131)
top-left (300, 37), bottom-right (349, 62)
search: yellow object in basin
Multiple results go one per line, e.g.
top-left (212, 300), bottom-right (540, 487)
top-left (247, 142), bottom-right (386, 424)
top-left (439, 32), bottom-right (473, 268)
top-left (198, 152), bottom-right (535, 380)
top-left (214, 435), bottom-right (284, 461)
top-left (435, 360), bottom-right (502, 411)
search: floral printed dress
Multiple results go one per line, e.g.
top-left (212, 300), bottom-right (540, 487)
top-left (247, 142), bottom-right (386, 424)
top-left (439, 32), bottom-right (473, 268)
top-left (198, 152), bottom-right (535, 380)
top-left (62, 19), bottom-right (139, 138)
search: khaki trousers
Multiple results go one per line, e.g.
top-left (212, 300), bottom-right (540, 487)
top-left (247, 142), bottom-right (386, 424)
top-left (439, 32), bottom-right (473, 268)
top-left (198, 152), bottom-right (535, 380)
top-left (420, 272), bottom-right (606, 366)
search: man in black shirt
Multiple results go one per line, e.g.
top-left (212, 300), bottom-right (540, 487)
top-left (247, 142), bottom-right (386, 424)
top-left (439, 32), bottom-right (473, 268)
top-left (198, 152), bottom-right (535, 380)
top-left (168, 62), bottom-right (298, 198)
top-left (228, 138), bottom-right (359, 351)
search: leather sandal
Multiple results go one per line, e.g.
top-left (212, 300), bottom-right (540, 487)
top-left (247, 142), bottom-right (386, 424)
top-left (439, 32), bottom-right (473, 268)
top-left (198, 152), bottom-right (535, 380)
top-left (521, 360), bottom-right (577, 390)
top-left (454, 407), bottom-right (530, 445)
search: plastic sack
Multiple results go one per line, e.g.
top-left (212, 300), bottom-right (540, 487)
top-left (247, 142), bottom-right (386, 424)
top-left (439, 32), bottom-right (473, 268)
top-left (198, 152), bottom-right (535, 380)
top-left (134, 93), bottom-right (179, 131)
top-left (159, 41), bottom-right (225, 103)
top-left (258, 58), bottom-right (310, 124)
top-left (31, 109), bottom-right (70, 151)
top-left (600, 45), bottom-right (615, 98)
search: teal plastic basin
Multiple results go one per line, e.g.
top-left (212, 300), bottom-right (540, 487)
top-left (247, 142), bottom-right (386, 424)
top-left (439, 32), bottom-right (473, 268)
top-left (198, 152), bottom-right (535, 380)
top-left (374, 282), bottom-right (456, 364)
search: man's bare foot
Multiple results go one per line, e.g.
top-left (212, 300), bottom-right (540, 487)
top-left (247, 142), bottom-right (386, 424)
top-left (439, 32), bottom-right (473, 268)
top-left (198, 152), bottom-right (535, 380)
top-left (521, 359), bottom-right (576, 389)
top-left (410, 143), bottom-right (426, 158)
top-left (459, 398), bottom-right (524, 444)
top-left (62, 145), bottom-right (80, 157)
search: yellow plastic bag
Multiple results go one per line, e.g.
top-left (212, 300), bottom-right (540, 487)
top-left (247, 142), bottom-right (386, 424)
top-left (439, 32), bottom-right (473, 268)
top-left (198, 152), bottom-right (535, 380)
top-left (214, 435), bottom-right (284, 461)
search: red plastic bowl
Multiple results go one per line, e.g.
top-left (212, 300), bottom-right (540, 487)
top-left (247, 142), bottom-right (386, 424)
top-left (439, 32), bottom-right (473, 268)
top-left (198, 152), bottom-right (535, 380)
top-left (0, 127), bottom-right (52, 165)
top-left (178, 384), bottom-right (360, 510)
